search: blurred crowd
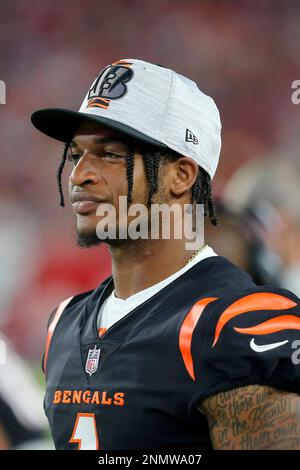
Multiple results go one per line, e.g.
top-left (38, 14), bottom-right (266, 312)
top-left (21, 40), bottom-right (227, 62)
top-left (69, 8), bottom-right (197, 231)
top-left (0, 0), bottom-right (300, 448)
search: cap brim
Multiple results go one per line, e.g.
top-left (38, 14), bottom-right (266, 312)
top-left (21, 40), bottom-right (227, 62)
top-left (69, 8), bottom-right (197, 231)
top-left (31, 108), bottom-right (167, 149)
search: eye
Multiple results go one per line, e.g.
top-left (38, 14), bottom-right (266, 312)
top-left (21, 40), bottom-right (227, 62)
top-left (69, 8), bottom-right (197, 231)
top-left (103, 151), bottom-right (126, 161)
top-left (67, 152), bottom-right (81, 164)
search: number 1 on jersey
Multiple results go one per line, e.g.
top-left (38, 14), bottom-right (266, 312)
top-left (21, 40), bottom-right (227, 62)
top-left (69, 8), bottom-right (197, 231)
top-left (70, 413), bottom-right (99, 449)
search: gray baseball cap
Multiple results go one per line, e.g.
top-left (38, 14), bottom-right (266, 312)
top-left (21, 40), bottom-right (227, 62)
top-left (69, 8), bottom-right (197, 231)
top-left (31, 58), bottom-right (222, 179)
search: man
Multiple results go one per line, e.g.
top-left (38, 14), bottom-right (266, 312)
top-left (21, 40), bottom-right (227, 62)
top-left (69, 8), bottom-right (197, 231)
top-left (31, 59), bottom-right (300, 450)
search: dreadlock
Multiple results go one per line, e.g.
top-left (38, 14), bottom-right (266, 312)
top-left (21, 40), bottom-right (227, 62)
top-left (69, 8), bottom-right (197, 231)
top-left (142, 151), bottom-right (161, 206)
top-left (191, 168), bottom-right (218, 225)
top-left (143, 149), bottom-right (218, 226)
top-left (56, 141), bottom-right (70, 207)
top-left (125, 150), bottom-right (135, 205)
top-left (56, 142), bottom-right (217, 225)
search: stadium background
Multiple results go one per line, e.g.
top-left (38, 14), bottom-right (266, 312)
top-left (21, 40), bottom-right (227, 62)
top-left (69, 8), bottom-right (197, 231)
top-left (0, 0), bottom-right (300, 447)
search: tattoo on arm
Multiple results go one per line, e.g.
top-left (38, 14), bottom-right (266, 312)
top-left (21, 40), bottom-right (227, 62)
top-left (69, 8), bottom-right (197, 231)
top-left (200, 385), bottom-right (300, 450)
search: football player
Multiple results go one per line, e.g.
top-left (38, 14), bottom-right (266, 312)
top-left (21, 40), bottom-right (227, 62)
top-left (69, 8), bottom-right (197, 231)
top-left (31, 59), bottom-right (300, 450)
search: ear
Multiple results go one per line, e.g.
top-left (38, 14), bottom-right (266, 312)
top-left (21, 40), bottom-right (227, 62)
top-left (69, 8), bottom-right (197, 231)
top-left (169, 157), bottom-right (199, 198)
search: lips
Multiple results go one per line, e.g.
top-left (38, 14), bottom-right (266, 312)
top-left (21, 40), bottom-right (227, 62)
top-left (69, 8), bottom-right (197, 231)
top-left (70, 193), bottom-right (104, 215)
top-left (73, 200), bottom-right (101, 214)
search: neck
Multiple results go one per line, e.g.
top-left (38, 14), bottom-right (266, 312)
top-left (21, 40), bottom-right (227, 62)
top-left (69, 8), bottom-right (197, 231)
top-left (109, 238), bottom-right (205, 299)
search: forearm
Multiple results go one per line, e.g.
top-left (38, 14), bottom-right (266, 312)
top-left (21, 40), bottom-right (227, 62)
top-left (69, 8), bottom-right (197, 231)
top-left (200, 385), bottom-right (300, 450)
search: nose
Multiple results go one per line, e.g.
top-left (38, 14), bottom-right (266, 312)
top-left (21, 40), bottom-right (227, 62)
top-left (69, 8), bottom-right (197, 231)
top-left (69, 151), bottom-right (102, 188)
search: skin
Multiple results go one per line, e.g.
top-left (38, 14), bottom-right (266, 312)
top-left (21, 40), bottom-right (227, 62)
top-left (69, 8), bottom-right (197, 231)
top-left (200, 385), bottom-right (300, 450)
top-left (68, 120), bottom-right (200, 299)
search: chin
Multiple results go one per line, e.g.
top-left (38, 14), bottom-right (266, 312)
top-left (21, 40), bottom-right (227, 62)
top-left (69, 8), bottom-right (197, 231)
top-left (76, 230), bottom-right (103, 248)
top-left (75, 220), bottom-right (102, 248)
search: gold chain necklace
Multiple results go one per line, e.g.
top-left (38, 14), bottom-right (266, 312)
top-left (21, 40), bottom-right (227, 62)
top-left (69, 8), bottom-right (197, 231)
top-left (185, 244), bottom-right (207, 266)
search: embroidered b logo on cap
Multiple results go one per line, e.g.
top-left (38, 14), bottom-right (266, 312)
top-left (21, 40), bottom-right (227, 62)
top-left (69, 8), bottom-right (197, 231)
top-left (87, 60), bottom-right (133, 110)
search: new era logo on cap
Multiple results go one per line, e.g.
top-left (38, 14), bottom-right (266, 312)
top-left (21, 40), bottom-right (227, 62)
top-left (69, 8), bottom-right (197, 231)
top-left (185, 129), bottom-right (199, 145)
top-left (31, 58), bottom-right (222, 180)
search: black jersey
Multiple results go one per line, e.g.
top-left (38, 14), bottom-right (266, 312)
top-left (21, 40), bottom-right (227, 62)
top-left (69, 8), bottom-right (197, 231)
top-left (43, 255), bottom-right (300, 450)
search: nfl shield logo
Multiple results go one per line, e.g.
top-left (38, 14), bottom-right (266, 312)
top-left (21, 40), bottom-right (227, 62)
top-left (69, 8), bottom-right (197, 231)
top-left (85, 345), bottom-right (101, 377)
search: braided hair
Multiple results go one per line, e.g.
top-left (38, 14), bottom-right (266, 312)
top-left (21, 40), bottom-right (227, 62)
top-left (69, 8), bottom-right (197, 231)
top-left (139, 148), bottom-right (217, 225)
top-left (56, 142), bottom-right (217, 225)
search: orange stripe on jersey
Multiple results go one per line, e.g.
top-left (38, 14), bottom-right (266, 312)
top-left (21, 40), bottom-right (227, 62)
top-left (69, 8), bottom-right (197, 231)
top-left (98, 327), bottom-right (107, 337)
top-left (213, 293), bottom-right (297, 347)
top-left (43, 296), bottom-right (73, 373)
top-left (179, 297), bottom-right (217, 381)
top-left (234, 314), bottom-right (300, 335)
